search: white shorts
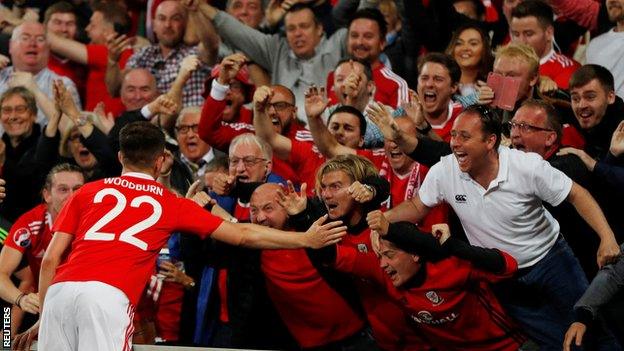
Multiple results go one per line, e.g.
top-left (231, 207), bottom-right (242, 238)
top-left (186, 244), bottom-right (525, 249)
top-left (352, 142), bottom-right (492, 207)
top-left (38, 281), bottom-right (135, 351)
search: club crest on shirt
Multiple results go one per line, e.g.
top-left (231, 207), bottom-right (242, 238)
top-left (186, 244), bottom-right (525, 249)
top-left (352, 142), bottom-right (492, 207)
top-left (425, 290), bottom-right (444, 306)
top-left (454, 194), bottom-right (467, 203)
top-left (13, 228), bottom-right (31, 248)
top-left (357, 243), bottom-right (368, 253)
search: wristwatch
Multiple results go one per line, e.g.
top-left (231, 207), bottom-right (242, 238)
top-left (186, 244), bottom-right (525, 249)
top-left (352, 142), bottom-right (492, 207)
top-left (76, 112), bottom-right (90, 127)
top-left (416, 121), bottom-right (432, 135)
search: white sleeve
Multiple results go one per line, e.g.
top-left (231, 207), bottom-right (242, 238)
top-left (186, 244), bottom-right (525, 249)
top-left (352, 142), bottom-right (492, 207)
top-left (418, 161), bottom-right (446, 208)
top-left (532, 157), bottom-right (573, 207)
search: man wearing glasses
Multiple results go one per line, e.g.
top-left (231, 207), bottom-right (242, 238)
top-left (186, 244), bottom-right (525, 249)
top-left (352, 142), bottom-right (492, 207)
top-left (173, 107), bottom-right (224, 189)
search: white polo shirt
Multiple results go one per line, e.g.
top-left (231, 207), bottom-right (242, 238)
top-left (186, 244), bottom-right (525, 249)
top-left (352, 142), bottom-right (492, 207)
top-left (419, 146), bottom-right (572, 268)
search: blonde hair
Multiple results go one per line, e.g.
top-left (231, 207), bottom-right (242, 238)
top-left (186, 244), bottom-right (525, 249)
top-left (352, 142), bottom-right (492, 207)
top-left (495, 43), bottom-right (540, 78)
top-left (315, 154), bottom-right (378, 195)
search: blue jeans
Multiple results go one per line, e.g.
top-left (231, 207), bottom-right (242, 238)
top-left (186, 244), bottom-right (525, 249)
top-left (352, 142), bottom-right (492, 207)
top-left (494, 236), bottom-right (620, 350)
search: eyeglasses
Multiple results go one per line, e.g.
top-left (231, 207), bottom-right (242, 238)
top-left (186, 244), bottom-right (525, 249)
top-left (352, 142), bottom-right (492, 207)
top-left (229, 156), bottom-right (266, 168)
top-left (17, 34), bottom-right (46, 45)
top-left (507, 121), bottom-right (553, 133)
top-left (175, 124), bottom-right (199, 134)
top-left (267, 102), bottom-right (294, 112)
top-left (1, 105), bottom-right (29, 116)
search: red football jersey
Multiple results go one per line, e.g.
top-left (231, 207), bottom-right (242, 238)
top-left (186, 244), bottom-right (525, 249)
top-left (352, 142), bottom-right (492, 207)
top-left (48, 55), bottom-right (87, 102)
top-left (85, 44), bottom-right (133, 117)
top-left (539, 49), bottom-right (581, 90)
top-left (52, 172), bottom-right (224, 305)
top-left (431, 102), bottom-right (464, 142)
top-left (340, 226), bottom-right (431, 351)
top-left (261, 249), bottom-right (365, 348)
top-left (5, 204), bottom-right (53, 283)
top-left (334, 245), bottom-right (525, 351)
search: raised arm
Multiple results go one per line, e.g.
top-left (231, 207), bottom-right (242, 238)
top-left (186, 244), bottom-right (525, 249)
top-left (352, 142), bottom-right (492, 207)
top-left (48, 32), bottom-right (88, 65)
top-left (105, 33), bottom-right (133, 97)
top-left (212, 214), bottom-right (346, 249)
top-left (198, 2), bottom-right (277, 70)
top-left (305, 86), bottom-right (356, 158)
top-left (252, 86), bottom-right (293, 160)
top-left (181, 0), bottom-right (220, 66)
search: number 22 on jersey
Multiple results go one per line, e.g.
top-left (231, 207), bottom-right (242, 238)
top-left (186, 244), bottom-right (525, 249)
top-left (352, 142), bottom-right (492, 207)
top-left (84, 188), bottom-right (162, 250)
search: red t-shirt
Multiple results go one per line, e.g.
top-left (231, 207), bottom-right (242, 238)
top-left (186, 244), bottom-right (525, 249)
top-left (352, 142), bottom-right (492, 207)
top-left (52, 173), bottom-right (224, 305)
top-left (326, 63), bottom-right (409, 108)
top-left (339, 226), bottom-right (431, 351)
top-left (85, 44), bottom-right (133, 117)
top-left (5, 204), bottom-right (53, 283)
top-left (539, 50), bottom-right (581, 90)
top-left (261, 248), bottom-right (365, 348)
top-left (48, 55), bottom-right (87, 103)
top-left (431, 102), bottom-right (464, 142)
top-left (335, 245), bottom-right (524, 351)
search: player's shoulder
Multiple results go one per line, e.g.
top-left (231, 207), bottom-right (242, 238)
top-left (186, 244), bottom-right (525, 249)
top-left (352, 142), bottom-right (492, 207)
top-left (12, 204), bottom-right (47, 229)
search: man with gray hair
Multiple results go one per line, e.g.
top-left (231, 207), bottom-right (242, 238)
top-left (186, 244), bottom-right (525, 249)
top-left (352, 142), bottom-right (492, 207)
top-left (0, 21), bottom-right (81, 134)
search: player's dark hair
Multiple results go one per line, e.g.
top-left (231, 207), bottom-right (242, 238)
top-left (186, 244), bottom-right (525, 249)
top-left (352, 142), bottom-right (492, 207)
top-left (417, 53), bottom-right (462, 86)
top-left (462, 105), bottom-right (502, 149)
top-left (349, 8), bottom-right (387, 39)
top-left (328, 105), bottom-right (367, 137)
top-left (119, 122), bottom-right (166, 169)
top-left (569, 64), bottom-right (615, 93)
top-left (511, 0), bottom-right (554, 28)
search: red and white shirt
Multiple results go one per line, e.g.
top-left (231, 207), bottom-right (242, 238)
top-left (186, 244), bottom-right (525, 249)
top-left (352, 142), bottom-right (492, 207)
top-left (431, 101), bottom-right (464, 142)
top-left (5, 204), bottom-right (53, 282)
top-left (326, 63), bottom-right (409, 108)
top-left (52, 172), bottom-right (224, 305)
top-left (539, 48), bottom-right (581, 90)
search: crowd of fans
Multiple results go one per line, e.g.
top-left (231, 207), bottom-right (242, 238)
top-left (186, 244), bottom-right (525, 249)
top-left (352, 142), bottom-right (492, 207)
top-left (0, 0), bottom-right (623, 350)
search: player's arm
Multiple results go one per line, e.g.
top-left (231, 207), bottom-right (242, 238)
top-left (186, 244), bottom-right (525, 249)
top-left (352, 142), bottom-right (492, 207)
top-left (0, 246), bottom-right (38, 313)
top-left (211, 214), bottom-right (346, 250)
top-left (566, 182), bottom-right (620, 268)
top-left (48, 32), bottom-right (88, 65)
top-left (39, 232), bottom-right (74, 312)
top-left (381, 193), bottom-right (431, 225)
top-left (252, 86), bottom-right (293, 160)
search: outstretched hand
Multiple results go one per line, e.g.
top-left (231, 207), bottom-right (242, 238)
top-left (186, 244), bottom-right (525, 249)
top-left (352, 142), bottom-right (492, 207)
top-left (305, 214), bottom-right (347, 249)
top-left (563, 322), bottom-right (587, 351)
top-left (304, 85), bottom-right (328, 119)
top-left (53, 79), bottom-right (80, 118)
top-left (276, 181), bottom-right (308, 215)
top-left (367, 101), bottom-right (400, 142)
